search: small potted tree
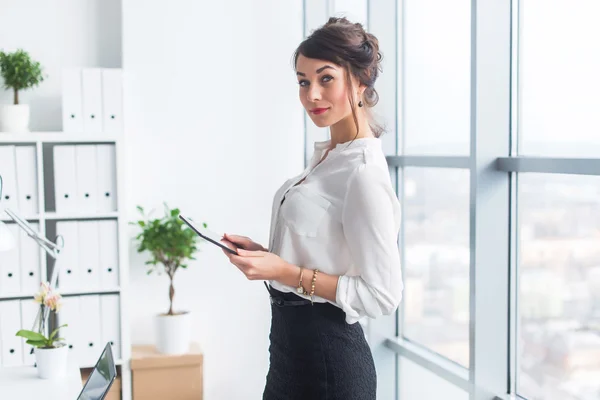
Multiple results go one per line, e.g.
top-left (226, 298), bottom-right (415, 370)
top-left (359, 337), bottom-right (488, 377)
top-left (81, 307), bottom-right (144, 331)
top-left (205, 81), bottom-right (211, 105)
top-left (16, 282), bottom-right (68, 379)
top-left (132, 204), bottom-right (204, 354)
top-left (0, 49), bottom-right (45, 132)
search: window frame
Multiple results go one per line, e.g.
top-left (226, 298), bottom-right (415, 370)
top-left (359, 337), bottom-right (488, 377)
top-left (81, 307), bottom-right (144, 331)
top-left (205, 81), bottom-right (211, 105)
top-left (381, 0), bottom-right (514, 398)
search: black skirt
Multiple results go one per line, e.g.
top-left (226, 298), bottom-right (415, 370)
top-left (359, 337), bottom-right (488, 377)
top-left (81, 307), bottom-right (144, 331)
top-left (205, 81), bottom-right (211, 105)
top-left (263, 285), bottom-right (376, 400)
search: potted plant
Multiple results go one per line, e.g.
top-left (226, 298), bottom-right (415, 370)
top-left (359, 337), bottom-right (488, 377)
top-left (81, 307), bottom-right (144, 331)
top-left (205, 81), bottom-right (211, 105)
top-left (0, 49), bottom-right (45, 132)
top-left (15, 282), bottom-right (68, 379)
top-left (132, 204), bottom-right (204, 354)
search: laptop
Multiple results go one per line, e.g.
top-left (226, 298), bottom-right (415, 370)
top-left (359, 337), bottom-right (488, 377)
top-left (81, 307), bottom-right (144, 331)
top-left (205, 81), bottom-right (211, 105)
top-left (76, 342), bottom-right (117, 400)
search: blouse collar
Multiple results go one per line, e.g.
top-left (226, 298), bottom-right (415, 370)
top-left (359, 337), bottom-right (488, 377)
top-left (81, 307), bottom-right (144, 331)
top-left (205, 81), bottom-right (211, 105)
top-left (313, 137), bottom-right (381, 153)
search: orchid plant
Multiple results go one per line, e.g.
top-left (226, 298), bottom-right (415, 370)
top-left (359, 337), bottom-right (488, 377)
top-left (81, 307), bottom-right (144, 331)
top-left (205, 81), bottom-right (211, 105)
top-left (15, 282), bottom-right (67, 349)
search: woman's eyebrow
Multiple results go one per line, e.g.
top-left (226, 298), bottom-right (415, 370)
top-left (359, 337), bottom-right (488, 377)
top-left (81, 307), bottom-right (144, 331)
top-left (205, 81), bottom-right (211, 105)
top-left (296, 65), bottom-right (336, 77)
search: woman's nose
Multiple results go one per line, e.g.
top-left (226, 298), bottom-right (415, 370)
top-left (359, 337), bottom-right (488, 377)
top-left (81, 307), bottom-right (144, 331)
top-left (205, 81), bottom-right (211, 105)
top-left (307, 85), bottom-right (322, 102)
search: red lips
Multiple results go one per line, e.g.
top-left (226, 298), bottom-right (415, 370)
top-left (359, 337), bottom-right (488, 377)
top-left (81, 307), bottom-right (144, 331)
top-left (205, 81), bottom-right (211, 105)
top-left (310, 108), bottom-right (329, 115)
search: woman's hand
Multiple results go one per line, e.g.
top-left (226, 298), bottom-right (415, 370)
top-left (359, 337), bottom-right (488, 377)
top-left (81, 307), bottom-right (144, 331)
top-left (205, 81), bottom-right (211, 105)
top-left (222, 248), bottom-right (295, 281)
top-left (222, 233), bottom-right (267, 252)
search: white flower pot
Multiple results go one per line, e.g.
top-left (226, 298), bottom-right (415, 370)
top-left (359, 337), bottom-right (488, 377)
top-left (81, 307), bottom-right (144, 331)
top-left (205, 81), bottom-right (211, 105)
top-left (0, 104), bottom-right (30, 132)
top-left (34, 345), bottom-right (68, 379)
top-left (155, 311), bottom-right (191, 355)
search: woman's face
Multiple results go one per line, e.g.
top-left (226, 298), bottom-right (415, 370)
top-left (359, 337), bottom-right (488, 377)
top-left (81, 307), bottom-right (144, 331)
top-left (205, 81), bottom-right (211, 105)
top-left (296, 54), bottom-right (359, 128)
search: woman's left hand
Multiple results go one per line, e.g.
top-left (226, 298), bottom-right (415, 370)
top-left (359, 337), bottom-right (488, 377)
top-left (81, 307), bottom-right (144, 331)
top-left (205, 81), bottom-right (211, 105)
top-left (223, 248), bottom-right (292, 281)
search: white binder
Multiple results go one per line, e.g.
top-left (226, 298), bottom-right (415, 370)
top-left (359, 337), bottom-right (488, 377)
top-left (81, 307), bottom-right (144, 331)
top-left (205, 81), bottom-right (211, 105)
top-left (14, 146), bottom-right (39, 216)
top-left (0, 300), bottom-right (24, 367)
top-left (55, 221), bottom-right (80, 292)
top-left (53, 145), bottom-right (78, 213)
top-left (79, 295), bottom-right (102, 367)
top-left (98, 220), bottom-right (119, 289)
top-left (19, 299), bottom-right (39, 366)
top-left (58, 296), bottom-right (82, 365)
top-left (0, 223), bottom-right (21, 296)
top-left (0, 146), bottom-right (19, 213)
top-left (100, 295), bottom-right (121, 360)
top-left (96, 145), bottom-right (117, 212)
top-left (101, 69), bottom-right (123, 134)
top-left (75, 146), bottom-right (98, 212)
top-left (61, 68), bottom-right (84, 133)
top-left (77, 221), bottom-right (100, 291)
top-left (81, 68), bottom-right (104, 134)
top-left (19, 222), bottom-right (41, 295)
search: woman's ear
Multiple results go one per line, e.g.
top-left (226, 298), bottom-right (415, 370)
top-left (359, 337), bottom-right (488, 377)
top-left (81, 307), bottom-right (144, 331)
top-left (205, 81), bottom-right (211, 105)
top-left (356, 78), bottom-right (367, 94)
top-left (357, 85), bottom-right (367, 102)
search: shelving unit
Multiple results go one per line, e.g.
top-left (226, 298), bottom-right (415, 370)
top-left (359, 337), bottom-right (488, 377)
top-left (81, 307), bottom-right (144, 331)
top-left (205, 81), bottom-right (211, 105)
top-left (44, 211), bottom-right (120, 220)
top-left (0, 132), bottom-right (120, 144)
top-left (0, 131), bottom-right (131, 400)
top-left (0, 214), bottom-right (39, 222)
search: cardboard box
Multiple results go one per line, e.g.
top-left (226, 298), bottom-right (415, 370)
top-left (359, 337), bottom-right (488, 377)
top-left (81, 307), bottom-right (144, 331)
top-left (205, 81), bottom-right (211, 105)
top-left (81, 367), bottom-right (122, 400)
top-left (131, 343), bottom-right (203, 400)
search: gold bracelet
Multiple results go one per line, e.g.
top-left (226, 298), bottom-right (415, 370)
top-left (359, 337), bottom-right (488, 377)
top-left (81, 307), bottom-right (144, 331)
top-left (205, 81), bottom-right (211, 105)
top-left (309, 269), bottom-right (319, 304)
top-left (296, 267), bottom-right (308, 295)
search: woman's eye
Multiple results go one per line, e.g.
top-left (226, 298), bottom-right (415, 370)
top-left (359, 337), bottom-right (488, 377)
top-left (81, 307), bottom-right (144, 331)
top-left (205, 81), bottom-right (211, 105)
top-left (298, 80), bottom-right (309, 87)
top-left (321, 75), bottom-right (333, 83)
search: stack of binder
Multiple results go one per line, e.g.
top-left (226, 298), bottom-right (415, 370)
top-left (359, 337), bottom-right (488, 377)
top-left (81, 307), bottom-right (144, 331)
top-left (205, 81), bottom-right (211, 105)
top-left (62, 68), bottom-right (123, 134)
top-left (53, 144), bottom-right (117, 213)
top-left (0, 146), bottom-right (38, 216)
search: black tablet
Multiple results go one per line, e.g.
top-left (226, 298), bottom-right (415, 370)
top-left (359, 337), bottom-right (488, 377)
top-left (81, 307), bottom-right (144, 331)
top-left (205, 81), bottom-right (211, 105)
top-left (179, 215), bottom-right (238, 255)
top-left (77, 342), bottom-right (117, 400)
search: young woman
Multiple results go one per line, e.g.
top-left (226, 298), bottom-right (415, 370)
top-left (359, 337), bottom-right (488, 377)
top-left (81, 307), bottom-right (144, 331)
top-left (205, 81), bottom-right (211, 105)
top-left (221, 17), bottom-right (403, 400)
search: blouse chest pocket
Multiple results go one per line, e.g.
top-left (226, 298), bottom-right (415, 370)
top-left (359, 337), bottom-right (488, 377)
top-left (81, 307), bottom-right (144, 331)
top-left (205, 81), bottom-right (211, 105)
top-left (280, 187), bottom-right (331, 237)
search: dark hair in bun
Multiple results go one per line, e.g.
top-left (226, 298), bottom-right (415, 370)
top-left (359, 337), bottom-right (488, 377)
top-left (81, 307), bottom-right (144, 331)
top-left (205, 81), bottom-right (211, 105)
top-left (294, 17), bottom-right (385, 138)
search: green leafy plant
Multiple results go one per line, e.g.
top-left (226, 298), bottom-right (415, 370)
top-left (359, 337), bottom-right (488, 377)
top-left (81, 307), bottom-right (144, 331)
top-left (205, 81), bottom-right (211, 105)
top-left (16, 324), bottom-right (67, 349)
top-left (131, 203), bottom-right (205, 315)
top-left (0, 49), bottom-right (45, 105)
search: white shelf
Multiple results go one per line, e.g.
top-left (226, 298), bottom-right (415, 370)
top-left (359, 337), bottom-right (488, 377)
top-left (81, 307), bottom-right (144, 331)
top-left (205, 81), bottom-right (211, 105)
top-left (1, 212), bottom-right (119, 221)
top-left (44, 211), bottom-right (119, 221)
top-left (0, 294), bottom-right (35, 301)
top-left (0, 132), bottom-right (120, 144)
top-left (0, 288), bottom-right (120, 301)
top-left (60, 288), bottom-right (121, 297)
top-left (0, 214), bottom-right (40, 222)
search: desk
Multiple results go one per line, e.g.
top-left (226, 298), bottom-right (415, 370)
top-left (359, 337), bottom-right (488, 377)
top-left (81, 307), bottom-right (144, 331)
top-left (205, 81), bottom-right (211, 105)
top-left (0, 359), bottom-right (82, 400)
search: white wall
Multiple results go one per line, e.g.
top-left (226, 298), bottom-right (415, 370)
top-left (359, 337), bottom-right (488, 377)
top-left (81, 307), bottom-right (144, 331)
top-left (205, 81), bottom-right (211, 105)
top-left (0, 0), bottom-right (122, 131)
top-left (122, 1), bottom-right (304, 399)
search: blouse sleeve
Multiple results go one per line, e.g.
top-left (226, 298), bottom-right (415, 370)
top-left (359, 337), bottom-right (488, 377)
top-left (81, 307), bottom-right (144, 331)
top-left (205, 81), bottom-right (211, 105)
top-left (336, 163), bottom-right (404, 324)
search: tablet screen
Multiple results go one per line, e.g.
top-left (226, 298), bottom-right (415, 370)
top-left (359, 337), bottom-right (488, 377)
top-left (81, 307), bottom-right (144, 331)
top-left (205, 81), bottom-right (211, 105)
top-left (179, 215), bottom-right (237, 254)
top-left (77, 343), bottom-right (116, 400)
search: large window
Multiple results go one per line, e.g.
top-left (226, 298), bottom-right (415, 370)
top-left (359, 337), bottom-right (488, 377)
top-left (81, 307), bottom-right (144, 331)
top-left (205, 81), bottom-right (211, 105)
top-left (403, 0), bottom-right (471, 155)
top-left (518, 174), bottom-right (600, 399)
top-left (403, 168), bottom-right (470, 367)
top-left (519, 1), bottom-right (600, 158)
top-left (400, 0), bottom-right (471, 369)
top-left (516, 2), bottom-right (600, 398)
top-left (388, 0), bottom-right (600, 399)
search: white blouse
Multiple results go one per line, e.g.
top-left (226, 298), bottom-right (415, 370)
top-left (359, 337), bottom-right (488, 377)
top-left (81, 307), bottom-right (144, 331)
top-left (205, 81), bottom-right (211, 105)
top-left (267, 137), bottom-right (404, 324)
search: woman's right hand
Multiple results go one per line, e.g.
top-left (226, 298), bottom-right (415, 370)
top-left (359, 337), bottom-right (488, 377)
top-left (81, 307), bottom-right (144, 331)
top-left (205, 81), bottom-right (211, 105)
top-left (222, 233), bottom-right (267, 252)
